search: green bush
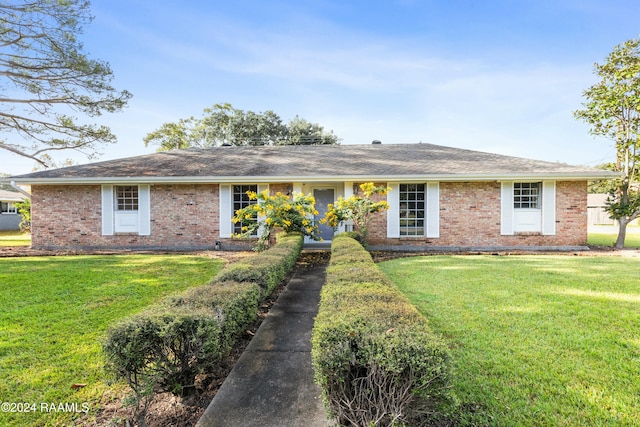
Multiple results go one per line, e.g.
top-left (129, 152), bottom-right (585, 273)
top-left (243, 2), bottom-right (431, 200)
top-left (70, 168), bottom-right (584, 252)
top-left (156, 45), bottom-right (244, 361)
top-left (103, 306), bottom-right (222, 398)
top-left (216, 232), bottom-right (303, 295)
top-left (312, 235), bottom-right (452, 426)
top-left (104, 282), bottom-right (262, 398)
top-left (165, 281), bottom-right (262, 357)
top-left (103, 233), bottom-right (304, 406)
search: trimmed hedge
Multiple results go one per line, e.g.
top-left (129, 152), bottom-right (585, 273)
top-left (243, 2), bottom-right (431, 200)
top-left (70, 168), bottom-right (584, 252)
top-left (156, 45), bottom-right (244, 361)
top-left (311, 234), bottom-right (452, 426)
top-left (104, 233), bottom-right (304, 399)
top-left (215, 232), bottom-right (303, 295)
top-left (164, 281), bottom-right (263, 365)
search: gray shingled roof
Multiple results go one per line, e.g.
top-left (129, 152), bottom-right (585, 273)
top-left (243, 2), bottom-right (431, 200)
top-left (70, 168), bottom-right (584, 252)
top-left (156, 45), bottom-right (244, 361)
top-left (0, 188), bottom-right (26, 201)
top-left (7, 143), bottom-right (617, 183)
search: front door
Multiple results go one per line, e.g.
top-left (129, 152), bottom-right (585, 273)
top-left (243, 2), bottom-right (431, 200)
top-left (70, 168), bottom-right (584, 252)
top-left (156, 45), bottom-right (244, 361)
top-left (314, 188), bottom-right (335, 242)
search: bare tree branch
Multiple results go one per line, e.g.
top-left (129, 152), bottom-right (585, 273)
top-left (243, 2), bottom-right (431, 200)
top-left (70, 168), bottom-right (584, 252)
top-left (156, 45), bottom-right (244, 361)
top-left (0, 0), bottom-right (131, 169)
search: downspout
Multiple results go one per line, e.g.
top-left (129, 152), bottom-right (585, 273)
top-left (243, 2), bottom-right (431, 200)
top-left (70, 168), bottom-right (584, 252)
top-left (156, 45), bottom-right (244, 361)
top-left (10, 181), bottom-right (31, 199)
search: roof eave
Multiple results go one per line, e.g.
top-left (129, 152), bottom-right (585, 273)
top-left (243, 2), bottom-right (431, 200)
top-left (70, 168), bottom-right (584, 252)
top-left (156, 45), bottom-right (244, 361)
top-left (3, 171), bottom-right (621, 185)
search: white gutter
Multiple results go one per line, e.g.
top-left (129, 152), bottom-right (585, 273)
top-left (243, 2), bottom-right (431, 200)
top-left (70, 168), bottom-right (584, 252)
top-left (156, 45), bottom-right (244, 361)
top-left (9, 180), bottom-right (31, 199)
top-left (6, 171), bottom-right (622, 185)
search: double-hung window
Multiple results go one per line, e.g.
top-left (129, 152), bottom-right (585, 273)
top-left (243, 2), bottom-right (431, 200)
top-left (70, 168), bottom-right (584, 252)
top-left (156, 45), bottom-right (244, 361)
top-left (399, 184), bottom-right (425, 236)
top-left (512, 182), bottom-right (542, 233)
top-left (101, 185), bottom-right (151, 236)
top-left (233, 184), bottom-right (258, 235)
top-left (387, 182), bottom-right (439, 238)
top-left (113, 185), bottom-right (140, 233)
top-left (220, 184), bottom-right (266, 238)
top-left (501, 181), bottom-right (555, 235)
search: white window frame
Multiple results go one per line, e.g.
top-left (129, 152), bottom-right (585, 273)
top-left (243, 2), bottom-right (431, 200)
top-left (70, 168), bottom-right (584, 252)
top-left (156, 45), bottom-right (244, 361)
top-left (514, 182), bottom-right (541, 209)
top-left (387, 182), bottom-right (439, 238)
top-left (1, 201), bottom-right (17, 214)
top-left (219, 183), bottom-right (268, 238)
top-left (115, 185), bottom-right (139, 211)
top-left (233, 184), bottom-right (259, 236)
top-left (399, 183), bottom-right (426, 236)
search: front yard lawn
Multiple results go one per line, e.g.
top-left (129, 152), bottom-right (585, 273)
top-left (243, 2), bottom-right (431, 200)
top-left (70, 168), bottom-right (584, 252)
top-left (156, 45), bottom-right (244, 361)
top-left (0, 230), bottom-right (30, 246)
top-left (588, 225), bottom-right (640, 248)
top-left (0, 255), bottom-right (225, 427)
top-left (380, 255), bottom-right (640, 426)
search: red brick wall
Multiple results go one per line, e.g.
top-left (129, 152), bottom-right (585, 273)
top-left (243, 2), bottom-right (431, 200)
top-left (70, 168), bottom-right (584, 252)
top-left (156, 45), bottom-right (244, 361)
top-left (31, 185), bottom-right (102, 248)
top-left (269, 183), bottom-right (292, 196)
top-left (149, 184), bottom-right (220, 247)
top-left (31, 184), bottom-right (226, 249)
top-left (367, 181), bottom-right (588, 247)
top-left (30, 180), bottom-right (588, 249)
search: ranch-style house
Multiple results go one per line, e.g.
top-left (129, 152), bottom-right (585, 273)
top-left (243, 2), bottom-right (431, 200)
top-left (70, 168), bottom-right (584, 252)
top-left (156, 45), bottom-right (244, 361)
top-left (4, 142), bottom-right (617, 251)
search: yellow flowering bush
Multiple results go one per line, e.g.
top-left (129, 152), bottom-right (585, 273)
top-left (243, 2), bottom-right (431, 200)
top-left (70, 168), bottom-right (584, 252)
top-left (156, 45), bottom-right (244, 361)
top-left (233, 190), bottom-right (320, 250)
top-left (321, 182), bottom-right (390, 244)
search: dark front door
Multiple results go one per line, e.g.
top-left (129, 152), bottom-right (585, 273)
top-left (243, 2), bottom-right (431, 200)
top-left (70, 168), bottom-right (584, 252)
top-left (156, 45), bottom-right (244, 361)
top-left (314, 188), bottom-right (335, 241)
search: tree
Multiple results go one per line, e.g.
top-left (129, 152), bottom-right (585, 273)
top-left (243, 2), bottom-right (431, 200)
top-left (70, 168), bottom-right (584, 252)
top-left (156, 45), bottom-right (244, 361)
top-left (574, 37), bottom-right (640, 249)
top-left (0, 0), bottom-right (132, 168)
top-left (279, 115), bottom-right (339, 145)
top-left (232, 190), bottom-right (320, 251)
top-left (144, 103), bottom-right (340, 150)
top-left (321, 182), bottom-right (390, 244)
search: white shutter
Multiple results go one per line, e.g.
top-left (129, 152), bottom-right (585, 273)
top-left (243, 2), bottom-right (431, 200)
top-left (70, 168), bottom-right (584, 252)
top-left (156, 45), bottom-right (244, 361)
top-left (387, 182), bottom-right (400, 238)
top-left (101, 185), bottom-right (114, 236)
top-left (138, 185), bottom-right (151, 236)
top-left (542, 181), bottom-right (556, 235)
top-left (501, 181), bottom-right (514, 235)
top-left (219, 185), bottom-right (232, 238)
top-left (343, 181), bottom-right (354, 198)
top-left (426, 182), bottom-right (440, 238)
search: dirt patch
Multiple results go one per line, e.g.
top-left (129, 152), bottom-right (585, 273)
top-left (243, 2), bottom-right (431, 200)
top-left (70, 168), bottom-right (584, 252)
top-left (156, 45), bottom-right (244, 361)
top-left (370, 246), bottom-right (640, 262)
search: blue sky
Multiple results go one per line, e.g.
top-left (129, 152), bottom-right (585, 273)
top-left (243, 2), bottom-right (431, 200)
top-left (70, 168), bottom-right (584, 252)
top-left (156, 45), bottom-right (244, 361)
top-left (5, 0), bottom-right (640, 174)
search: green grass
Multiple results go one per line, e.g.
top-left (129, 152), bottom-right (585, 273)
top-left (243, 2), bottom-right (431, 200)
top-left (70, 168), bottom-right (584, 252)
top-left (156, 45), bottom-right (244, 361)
top-left (588, 225), bottom-right (640, 248)
top-left (0, 255), bottom-right (225, 427)
top-left (0, 230), bottom-right (30, 246)
top-left (380, 255), bottom-right (640, 426)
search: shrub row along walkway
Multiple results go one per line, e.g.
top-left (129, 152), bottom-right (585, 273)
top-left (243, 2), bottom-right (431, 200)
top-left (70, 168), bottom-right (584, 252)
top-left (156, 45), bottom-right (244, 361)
top-left (196, 252), bottom-right (331, 427)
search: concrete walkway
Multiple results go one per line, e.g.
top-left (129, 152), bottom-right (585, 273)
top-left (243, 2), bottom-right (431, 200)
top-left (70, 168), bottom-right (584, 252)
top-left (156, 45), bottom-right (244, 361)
top-left (196, 257), bottom-right (330, 427)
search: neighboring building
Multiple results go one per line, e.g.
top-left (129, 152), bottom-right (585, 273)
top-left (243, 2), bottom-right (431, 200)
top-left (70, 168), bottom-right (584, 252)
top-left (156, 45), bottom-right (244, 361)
top-left (0, 188), bottom-right (26, 231)
top-left (587, 194), bottom-right (614, 226)
top-left (3, 143), bottom-right (618, 250)
top-left (587, 193), bottom-right (640, 227)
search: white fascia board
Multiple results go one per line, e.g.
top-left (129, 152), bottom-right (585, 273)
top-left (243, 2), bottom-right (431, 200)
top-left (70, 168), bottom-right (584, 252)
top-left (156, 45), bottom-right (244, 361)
top-left (5, 171), bottom-right (620, 185)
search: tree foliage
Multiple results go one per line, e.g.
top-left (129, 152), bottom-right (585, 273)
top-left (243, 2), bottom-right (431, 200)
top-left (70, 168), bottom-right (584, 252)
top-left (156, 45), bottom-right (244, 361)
top-left (232, 190), bottom-right (320, 250)
top-left (575, 37), bottom-right (640, 248)
top-left (15, 198), bottom-right (30, 233)
top-left (144, 103), bottom-right (340, 151)
top-left (0, 0), bottom-right (132, 168)
top-left (285, 115), bottom-right (340, 145)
